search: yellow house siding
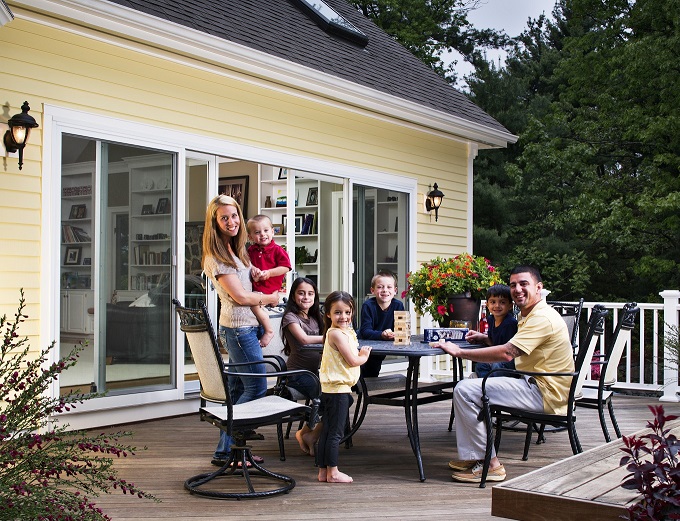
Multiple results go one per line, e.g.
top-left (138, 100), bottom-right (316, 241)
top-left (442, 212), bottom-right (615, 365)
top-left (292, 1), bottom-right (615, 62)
top-left (0, 16), bottom-right (477, 352)
top-left (2, 19), bottom-right (469, 178)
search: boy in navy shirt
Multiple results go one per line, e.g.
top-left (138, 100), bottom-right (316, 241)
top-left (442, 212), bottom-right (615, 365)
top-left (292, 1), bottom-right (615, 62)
top-left (358, 270), bottom-right (405, 377)
top-left (465, 284), bottom-right (518, 378)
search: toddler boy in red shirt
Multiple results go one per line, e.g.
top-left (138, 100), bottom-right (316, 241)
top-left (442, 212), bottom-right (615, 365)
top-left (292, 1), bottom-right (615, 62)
top-left (247, 214), bottom-right (291, 297)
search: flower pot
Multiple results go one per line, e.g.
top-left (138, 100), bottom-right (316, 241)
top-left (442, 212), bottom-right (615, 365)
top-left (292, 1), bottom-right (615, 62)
top-left (440, 294), bottom-right (481, 330)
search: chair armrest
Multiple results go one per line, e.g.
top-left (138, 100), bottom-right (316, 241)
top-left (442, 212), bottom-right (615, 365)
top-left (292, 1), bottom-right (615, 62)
top-left (264, 354), bottom-right (288, 371)
top-left (223, 359), bottom-right (281, 372)
top-left (481, 368), bottom-right (577, 395)
top-left (231, 368), bottom-right (322, 429)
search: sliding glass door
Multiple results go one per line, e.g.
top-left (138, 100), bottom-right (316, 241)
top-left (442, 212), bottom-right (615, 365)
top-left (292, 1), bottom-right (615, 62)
top-left (59, 136), bottom-right (177, 396)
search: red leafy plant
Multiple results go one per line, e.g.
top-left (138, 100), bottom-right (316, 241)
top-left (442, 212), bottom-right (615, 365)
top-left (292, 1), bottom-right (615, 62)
top-left (0, 290), bottom-right (157, 520)
top-left (620, 405), bottom-right (680, 520)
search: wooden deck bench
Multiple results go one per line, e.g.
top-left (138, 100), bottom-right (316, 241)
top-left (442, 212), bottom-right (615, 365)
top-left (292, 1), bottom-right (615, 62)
top-left (491, 418), bottom-right (680, 520)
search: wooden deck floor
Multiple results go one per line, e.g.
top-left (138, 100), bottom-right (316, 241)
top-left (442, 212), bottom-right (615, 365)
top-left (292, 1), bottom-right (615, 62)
top-left (90, 395), bottom-right (678, 520)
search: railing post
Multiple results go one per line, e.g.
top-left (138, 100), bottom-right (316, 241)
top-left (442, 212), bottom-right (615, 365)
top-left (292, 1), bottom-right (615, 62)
top-left (659, 290), bottom-right (680, 402)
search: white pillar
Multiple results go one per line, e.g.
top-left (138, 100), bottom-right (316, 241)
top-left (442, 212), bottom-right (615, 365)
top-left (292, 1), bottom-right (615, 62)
top-left (659, 290), bottom-right (680, 402)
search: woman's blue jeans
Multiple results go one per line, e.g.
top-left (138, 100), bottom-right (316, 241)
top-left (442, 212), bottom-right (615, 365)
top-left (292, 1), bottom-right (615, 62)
top-left (214, 325), bottom-right (266, 460)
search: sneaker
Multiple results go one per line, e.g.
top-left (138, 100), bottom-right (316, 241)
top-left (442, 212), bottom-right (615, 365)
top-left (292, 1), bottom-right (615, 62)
top-left (448, 459), bottom-right (477, 471)
top-left (451, 461), bottom-right (506, 483)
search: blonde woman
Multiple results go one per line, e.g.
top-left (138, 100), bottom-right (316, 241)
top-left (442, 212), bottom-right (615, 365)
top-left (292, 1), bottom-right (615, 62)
top-left (202, 194), bottom-right (279, 466)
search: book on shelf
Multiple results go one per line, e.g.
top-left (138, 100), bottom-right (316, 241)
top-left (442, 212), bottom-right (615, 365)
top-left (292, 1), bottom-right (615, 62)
top-left (61, 225), bottom-right (91, 243)
top-left (311, 210), bottom-right (318, 234)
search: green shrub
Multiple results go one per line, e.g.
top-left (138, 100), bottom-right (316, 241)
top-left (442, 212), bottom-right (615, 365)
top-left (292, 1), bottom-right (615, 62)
top-left (0, 290), bottom-right (157, 520)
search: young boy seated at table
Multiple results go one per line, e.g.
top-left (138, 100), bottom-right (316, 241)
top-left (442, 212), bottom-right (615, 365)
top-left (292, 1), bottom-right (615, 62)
top-left (464, 284), bottom-right (518, 378)
top-left (358, 270), bottom-right (405, 377)
top-left (247, 214), bottom-right (291, 346)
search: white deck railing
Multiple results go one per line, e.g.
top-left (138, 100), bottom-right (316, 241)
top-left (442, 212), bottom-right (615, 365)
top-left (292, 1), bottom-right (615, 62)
top-left (414, 290), bottom-right (680, 402)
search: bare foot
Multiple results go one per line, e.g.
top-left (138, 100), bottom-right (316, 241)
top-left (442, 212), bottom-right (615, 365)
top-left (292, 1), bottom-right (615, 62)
top-left (327, 470), bottom-right (353, 483)
top-left (318, 469), bottom-right (327, 482)
top-left (259, 330), bottom-right (274, 347)
top-left (295, 430), bottom-right (310, 454)
top-left (302, 432), bottom-right (318, 457)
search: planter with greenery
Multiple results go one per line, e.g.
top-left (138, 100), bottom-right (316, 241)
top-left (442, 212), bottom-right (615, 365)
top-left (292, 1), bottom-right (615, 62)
top-left (0, 291), bottom-right (156, 520)
top-left (403, 252), bottom-right (504, 325)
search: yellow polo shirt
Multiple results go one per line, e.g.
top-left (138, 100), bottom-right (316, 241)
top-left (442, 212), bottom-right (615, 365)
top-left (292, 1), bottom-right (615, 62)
top-left (510, 300), bottom-right (574, 415)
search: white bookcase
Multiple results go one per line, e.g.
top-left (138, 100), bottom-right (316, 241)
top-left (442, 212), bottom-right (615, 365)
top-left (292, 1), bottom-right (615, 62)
top-left (258, 166), bottom-right (321, 292)
top-left (127, 155), bottom-right (173, 291)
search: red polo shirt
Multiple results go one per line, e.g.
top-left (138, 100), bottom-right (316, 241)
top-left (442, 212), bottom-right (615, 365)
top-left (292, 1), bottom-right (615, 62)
top-left (247, 240), bottom-right (291, 294)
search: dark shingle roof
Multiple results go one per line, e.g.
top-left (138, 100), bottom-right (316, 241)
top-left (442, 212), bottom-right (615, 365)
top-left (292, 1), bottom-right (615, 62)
top-left (106, 0), bottom-right (509, 136)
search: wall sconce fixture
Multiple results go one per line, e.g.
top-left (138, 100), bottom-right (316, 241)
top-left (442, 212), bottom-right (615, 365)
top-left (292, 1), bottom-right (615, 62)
top-left (3, 101), bottom-right (39, 170)
top-left (425, 182), bottom-right (444, 222)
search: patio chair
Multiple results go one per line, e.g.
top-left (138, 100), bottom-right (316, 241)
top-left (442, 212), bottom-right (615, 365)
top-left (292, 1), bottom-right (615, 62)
top-left (478, 304), bottom-right (609, 488)
top-left (492, 299), bottom-right (585, 439)
top-left (173, 299), bottom-right (320, 499)
top-left (548, 298), bottom-right (585, 351)
top-left (576, 302), bottom-right (639, 442)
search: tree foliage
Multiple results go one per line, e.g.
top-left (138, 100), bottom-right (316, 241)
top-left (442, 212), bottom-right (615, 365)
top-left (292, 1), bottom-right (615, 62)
top-left (351, 0), bottom-right (509, 83)
top-left (467, 0), bottom-right (680, 302)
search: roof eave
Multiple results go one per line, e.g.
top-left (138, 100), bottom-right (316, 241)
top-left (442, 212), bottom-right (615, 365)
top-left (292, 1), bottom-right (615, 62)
top-left (13, 0), bottom-right (517, 147)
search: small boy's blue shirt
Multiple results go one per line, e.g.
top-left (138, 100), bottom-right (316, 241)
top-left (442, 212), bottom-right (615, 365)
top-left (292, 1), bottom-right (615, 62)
top-left (358, 297), bottom-right (405, 340)
top-left (487, 312), bottom-right (518, 345)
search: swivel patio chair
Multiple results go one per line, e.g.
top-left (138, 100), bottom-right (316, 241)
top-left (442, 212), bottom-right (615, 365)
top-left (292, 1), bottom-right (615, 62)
top-left (478, 304), bottom-right (609, 488)
top-left (173, 299), bottom-right (320, 499)
top-left (576, 302), bottom-right (639, 442)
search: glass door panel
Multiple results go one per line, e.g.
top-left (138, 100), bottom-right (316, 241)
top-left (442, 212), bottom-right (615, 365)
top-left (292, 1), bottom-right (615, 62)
top-left (101, 145), bottom-right (175, 393)
top-left (184, 155), bottom-right (213, 386)
top-left (353, 185), bottom-right (409, 330)
top-left (59, 138), bottom-right (177, 396)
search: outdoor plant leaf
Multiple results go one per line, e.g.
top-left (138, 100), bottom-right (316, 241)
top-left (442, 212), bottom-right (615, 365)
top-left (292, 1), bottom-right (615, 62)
top-left (0, 290), bottom-right (158, 520)
top-left (620, 405), bottom-right (680, 520)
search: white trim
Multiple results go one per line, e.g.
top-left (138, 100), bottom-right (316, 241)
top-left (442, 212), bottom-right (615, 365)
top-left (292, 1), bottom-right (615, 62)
top-left (42, 105), bottom-right (420, 424)
top-left (0, 0), bottom-right (12, 25)
top-left (14, 0), bottom-right (516, 147)
top-left (467, 143), bottom-right (478, 252)
top-left (54, 397), bottom-right (200, 430)
top-left (44, 104), bottom-right (416, 191)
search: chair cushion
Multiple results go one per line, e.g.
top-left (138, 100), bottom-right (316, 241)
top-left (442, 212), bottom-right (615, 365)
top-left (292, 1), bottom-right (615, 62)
top-left (202, 395), bottom-right (310, 426)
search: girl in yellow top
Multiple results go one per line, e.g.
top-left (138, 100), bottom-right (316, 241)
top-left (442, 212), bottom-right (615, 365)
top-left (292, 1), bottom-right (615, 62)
top-left (317, 291), bottom-right (371, 483)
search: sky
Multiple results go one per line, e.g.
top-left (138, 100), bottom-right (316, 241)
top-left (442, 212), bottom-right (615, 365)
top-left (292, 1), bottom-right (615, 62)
top-left (453, 0), bottom-right (557, 87)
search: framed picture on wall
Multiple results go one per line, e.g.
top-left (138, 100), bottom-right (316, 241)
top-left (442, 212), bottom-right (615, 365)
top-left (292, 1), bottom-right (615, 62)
top-left (156, 197), bottom-right (170, 214)
top-left (218, 175), bottom-right (250, 216)
top-left (294, 214), bottom-right (304, 234)
top-left (64, 247), bottom-right (82, 265)
top-left (306, 186), bottom-right (318, 206)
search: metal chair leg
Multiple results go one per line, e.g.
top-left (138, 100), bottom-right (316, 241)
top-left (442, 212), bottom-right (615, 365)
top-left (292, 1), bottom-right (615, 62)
top-left (608, 399), bottom-right (622, 438)
top-left (522, 423), bottom-right (533, 461)
top-left (598, 401), bottom-right (612, 442)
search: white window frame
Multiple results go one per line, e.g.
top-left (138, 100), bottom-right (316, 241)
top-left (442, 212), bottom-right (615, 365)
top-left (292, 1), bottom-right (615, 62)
top-left (41, 105), bottom-right (417, 427)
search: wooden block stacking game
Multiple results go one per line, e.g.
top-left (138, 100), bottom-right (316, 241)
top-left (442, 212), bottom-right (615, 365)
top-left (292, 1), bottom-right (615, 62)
top-left (393, 311), bottom-right (411, 345)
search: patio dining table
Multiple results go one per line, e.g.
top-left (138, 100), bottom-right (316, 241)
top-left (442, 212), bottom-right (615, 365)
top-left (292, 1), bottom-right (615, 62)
top-left (304, 335), bottom-right (476, 481)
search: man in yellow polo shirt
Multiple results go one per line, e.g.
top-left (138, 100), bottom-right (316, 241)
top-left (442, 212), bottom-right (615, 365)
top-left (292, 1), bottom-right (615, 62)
top-left (434, 265), bottom-right (572, 483)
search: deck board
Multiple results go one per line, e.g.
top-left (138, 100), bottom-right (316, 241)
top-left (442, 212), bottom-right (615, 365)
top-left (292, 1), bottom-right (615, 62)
top-left (492, 416), bottom-right (680, 520)
top-left (87, 395), bottom-right (680, 520)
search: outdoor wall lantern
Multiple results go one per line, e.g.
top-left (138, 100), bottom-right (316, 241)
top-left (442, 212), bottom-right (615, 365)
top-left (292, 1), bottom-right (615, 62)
top-left (425, 183), bottom-right (444, 222)
top-left (3, 101), bottom-right (39, 170)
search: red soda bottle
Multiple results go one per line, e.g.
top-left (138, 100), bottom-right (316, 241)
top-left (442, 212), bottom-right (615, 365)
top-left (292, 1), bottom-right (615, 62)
top-left (479, 312), bottom-right (488, 334)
